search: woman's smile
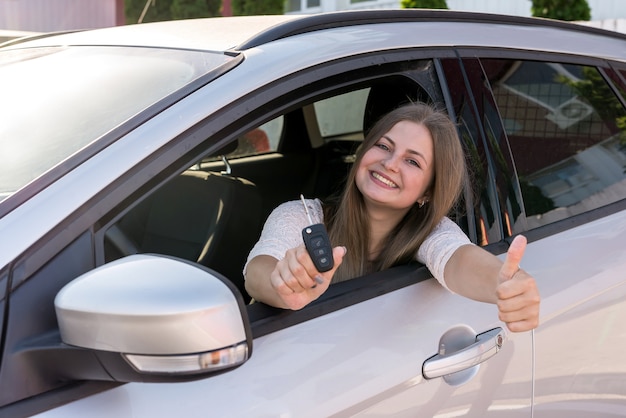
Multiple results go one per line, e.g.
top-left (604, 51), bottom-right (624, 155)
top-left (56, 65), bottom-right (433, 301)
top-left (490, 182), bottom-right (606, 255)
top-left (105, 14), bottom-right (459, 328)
top-left (370, 170), bottom-right (398, 188)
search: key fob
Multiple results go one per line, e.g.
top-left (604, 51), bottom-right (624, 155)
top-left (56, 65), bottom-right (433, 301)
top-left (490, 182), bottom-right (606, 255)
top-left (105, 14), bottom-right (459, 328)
top-left (302, 223), bottom-right (334, 272)
top-left (300, 194), bottom-right (334, 273)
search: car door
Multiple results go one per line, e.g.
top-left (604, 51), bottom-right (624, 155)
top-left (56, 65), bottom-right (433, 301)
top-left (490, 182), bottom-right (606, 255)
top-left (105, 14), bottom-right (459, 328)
top-left (32, 278), bottom-right (529, 418)
top-left (455, 51), bottom-right (626, 415)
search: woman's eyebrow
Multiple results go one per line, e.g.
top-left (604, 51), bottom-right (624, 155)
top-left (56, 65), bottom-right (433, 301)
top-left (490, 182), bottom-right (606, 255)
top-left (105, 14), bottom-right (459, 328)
top-left (382, 135), bottom-right (428, 165)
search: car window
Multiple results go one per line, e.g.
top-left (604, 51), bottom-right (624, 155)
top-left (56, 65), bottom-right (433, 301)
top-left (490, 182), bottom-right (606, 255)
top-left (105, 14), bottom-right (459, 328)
top-left (220, 117), bottom-right (284, 159)
top-left (0, 46), bottom-right (235, 202)
top-left (313, 88), bottom-right (369, 139)
top-left (102, 85), bottom-right (381, 301)
top-left (101, 61), bottom-right (442, 305)
top-left (225, 88), bottom-right (369, 160)
top-left (484, 59), bottom-right (626, 230)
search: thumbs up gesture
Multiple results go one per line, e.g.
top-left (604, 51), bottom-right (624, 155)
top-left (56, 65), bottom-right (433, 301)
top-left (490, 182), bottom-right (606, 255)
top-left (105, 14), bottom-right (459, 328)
top-left (496, 235), bottom-right (541, 332)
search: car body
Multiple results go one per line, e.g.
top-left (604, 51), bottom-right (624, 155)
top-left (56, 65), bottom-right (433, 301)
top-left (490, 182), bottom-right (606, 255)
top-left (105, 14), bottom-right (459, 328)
top-left (0, 29), bottom-right (42, 45)
top-left (1, 9), bottom-right (626, 417)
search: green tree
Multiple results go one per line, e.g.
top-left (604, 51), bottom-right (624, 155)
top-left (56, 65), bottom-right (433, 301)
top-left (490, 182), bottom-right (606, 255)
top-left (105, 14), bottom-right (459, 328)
top-left (126, 0), bottom-right (221, 24)
top-left (557, 67), bottom-right (626, 148)
top-left (401, 0), bottom-right (448, 9)
top-left (232, 0), bottom-right (284, 15)
top-left (126, 0), bottom-right (172, 24)
top-left (531, 0), bottom-right (591, 21)
top-left (171, 0), bottom-right (221, 19)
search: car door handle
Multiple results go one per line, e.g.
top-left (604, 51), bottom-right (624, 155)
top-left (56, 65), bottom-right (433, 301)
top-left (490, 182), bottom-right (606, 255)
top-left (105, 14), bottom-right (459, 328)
top-left (422, 327), bottom-right (504, 379)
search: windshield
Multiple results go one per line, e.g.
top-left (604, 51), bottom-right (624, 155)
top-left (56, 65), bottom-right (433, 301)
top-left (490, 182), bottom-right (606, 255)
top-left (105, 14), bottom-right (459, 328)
top-left (0, 46), bottom-right (235, 202)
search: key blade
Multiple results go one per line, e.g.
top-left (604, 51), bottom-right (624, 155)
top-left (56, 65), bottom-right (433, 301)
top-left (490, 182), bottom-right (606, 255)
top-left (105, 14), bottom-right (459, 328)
top-left (300, 194), bottom-right (314, 224)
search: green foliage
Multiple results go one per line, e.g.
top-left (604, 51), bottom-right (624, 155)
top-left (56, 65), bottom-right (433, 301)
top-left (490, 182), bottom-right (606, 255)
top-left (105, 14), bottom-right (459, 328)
top-left (557, 67), bottom-right (626, 146)
top-left (126, 0), bottom-right (172, 24)
top-left (232, 0), bottom-right (284, 15)
top-left (401, 0), bottom-right (448, 9)
top-left (171, 0), bottom-right (221, 19)
top-left (125, 0), bottom-right (221, 24)
top-left (520, 179), bottom-right (555, 216)
top-left (531, 0), bottom-right (591, 21)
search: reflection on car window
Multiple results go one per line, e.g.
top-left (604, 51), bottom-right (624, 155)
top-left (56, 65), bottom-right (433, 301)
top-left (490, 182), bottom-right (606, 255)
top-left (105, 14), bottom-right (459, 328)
top-left (220, 117), bottom-right (283, 159)
top-left (314, 88), bottom-right (369, 139)
top-left (486, 59), bottom-right (626, 229)
top-left (228, 88), bottom-right (370, 160)
top-left (0, 46), bottom-right (234, 201)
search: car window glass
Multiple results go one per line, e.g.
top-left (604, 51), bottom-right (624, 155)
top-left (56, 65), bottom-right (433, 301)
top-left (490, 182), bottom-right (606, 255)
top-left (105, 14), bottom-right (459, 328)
top-left (216, 117), bottom-right (284, 160)
top-left (224, 88), bottom-right (369, 160)
top-left (0, 46), bottom-right (234, 202)
top-left (314, 88), bottom-right (369, 139)
top-left (484, 59), bottom-right (626, 229)
top-left (605, 65), bottom-right (626, 123)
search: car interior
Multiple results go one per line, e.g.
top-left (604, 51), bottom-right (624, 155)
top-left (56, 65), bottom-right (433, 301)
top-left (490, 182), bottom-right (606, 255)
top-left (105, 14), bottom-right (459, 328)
top-left (103, 75), bottom-right (462, 304)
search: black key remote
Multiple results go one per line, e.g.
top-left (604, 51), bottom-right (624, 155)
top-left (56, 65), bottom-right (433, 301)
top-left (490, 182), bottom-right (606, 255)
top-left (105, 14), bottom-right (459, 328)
top-left (300, 194), bottom-right (334, 272)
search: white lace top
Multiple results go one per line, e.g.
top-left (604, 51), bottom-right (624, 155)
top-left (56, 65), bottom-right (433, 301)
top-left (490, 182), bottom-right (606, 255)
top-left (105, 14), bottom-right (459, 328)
top-left (244, 199), bottom-right (471, 291)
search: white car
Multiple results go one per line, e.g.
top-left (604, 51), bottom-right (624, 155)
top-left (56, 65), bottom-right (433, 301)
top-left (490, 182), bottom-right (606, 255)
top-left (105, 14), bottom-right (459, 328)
top-left (1, 9), bottom-right (625, 417)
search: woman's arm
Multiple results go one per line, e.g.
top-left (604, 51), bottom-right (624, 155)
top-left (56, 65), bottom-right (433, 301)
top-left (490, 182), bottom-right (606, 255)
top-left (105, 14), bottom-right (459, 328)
top-left (444, 236), bottom-right (540, 332)
top-left (443, 244), bottom-right (501, 303)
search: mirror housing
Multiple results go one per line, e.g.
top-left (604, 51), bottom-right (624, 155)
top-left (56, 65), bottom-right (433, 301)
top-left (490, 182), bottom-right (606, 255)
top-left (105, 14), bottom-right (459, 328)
top-left (51, 254), bottom-right (252, 382)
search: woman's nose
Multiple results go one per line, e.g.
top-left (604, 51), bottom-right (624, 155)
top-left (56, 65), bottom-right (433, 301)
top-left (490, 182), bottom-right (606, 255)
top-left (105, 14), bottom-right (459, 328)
top-left (382, 154), bottom-right (400, 171)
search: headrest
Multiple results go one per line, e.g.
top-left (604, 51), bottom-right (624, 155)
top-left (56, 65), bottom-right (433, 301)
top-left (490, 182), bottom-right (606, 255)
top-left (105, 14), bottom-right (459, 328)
top-left (363, 78), bottom-right (430, 135)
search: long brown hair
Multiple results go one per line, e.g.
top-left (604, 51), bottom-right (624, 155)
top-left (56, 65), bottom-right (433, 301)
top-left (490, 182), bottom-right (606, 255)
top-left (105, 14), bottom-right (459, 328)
top-left (325, 102), bottom-right (467, 282)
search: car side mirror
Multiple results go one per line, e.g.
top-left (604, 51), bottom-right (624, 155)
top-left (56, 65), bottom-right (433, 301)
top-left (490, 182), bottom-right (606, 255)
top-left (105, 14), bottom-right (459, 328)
top-left (53, 254), bottom-right (252, 382)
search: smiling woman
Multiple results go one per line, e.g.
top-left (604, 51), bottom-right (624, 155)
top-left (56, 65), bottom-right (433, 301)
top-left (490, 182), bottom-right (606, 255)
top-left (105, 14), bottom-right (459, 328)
top-left (243, 103), bottom-right (540, 332)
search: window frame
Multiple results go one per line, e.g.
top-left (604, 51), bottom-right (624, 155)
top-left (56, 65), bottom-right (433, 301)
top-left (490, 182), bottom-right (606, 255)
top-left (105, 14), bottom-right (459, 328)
top-left (92, 49), bottom-right (461, 321)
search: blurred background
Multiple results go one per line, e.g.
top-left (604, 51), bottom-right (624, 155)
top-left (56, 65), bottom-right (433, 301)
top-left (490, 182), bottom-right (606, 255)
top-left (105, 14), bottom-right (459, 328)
top-left (1, 0), bottom-right (624, 43)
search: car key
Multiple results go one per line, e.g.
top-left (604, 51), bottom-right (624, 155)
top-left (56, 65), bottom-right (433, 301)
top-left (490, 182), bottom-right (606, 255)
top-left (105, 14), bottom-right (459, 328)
top-left (300, 194), bottom-right (334, 272)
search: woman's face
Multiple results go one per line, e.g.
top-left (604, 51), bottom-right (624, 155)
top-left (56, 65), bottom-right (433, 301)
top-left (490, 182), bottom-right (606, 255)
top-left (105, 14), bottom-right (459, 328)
top-left (356, 120), bottom-right (434, 213)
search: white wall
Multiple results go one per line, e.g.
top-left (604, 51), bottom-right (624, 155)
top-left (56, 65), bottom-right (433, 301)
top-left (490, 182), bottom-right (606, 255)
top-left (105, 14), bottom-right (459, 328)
top-left (447, 0), bottom-right (532, 17)
top-left (578, 18), bottom-right (626, 33)
top-left (448, 0), bottom-right (626, 20)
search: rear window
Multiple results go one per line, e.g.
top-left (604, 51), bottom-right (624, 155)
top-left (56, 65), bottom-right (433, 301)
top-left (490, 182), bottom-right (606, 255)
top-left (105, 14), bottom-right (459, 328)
top-left (486, 59), bottom-right (626, 229)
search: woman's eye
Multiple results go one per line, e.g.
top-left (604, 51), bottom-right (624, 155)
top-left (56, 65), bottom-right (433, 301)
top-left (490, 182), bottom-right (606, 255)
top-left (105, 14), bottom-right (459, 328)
top-left (407, 159), bottom-right (420, 167)
top-left (375, 142), bottom-right (390, 151)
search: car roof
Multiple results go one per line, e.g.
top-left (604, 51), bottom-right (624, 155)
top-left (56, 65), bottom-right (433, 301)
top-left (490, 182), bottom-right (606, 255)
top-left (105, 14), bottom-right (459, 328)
top-left (237, 9), bottom-right (626, 49)
top-left (5, 9), bottom-right (626, 54)
top-left (0, 15), bottom-right (301, 51)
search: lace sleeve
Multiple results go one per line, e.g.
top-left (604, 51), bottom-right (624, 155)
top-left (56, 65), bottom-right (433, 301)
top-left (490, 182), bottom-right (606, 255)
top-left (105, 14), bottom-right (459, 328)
top-left (243, 199), bottom-right (323, 277)
top-left (417, 217), bottom-right (472, 292)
